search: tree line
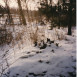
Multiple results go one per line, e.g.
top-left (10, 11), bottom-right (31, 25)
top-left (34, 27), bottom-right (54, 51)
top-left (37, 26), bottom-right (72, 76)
top-left (0, 0), bottom-right (76, 35)
top-left (38, 0), bottom-right (76, 35)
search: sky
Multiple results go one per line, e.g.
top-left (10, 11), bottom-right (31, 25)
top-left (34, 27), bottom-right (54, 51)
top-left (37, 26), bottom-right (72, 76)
top-left (0, 0), bottom-right (18, 8)
top-left (0, 0), bottom-right (58, 10)
top-left (0, 0), bottom-right (5, 6)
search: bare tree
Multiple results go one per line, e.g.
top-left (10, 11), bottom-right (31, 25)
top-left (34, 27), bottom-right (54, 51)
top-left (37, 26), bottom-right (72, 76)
top-left (17, 0), bottom-right (26, 25)
top-left (57, 1), bottom-right (61, 29)
top-left (4, 0), bottom-right (14, 25)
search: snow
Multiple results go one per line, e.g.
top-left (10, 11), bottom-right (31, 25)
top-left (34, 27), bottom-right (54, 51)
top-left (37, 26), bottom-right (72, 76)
top-left (0, 25), bottom-right (76, 77)
top-left (0, 26), bottom-right (76, 77)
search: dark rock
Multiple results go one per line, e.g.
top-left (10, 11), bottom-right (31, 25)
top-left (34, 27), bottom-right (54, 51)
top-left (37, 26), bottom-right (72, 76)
top-left (51, 49), bottom-right (54, 53)
top-left (40, 44), bottom-right (47, 49)
top-left (51, 41), bottom-right (54, 43)
top-left (29, 72), bottom-right (45, 76)
top-left (43, 71), bottom-right (47, 73)
top-left (20, 56), bottom-right (28, 59)
top-left (27, 52), bottom-right (30, 54)
top-left (38, 60), bottom-right (43, 63)
top-left (46, 61), bottom-right (50, 64)
top-left (47, 38), bottom-right (51, 44)
top-left (56, 43), bottom-right (59, 47)
top-left (34, 41), bottom-right (37, 47)
top-left (29, 55), bottom-right (33, 57)
top-left (37, 73), bottom-right (45, 76)
top-left (29, 73), bottom-right (38, 76)
top-left (29, 72), bottom-right (34, 75)
top-left (36, 51), bottom-right (40, 54)
top-left (16, 74), bottom-right (19, 76)
top-left (47, 38), bottom-right (50, 42)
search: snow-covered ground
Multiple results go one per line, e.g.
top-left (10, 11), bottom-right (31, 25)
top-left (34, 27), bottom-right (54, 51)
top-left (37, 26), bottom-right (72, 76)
top-left (0, 26), bottom-right (76, 77)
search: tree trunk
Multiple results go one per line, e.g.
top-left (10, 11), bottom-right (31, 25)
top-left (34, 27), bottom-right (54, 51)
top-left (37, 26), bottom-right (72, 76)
top-left (5, 0), bottom-right (14, 25)
top-left (17, 0), bottom-right (26, 25)
top-left (68, 0), bottom-right (72, 35)
top-left (58, 1), bottom-right (60, 29)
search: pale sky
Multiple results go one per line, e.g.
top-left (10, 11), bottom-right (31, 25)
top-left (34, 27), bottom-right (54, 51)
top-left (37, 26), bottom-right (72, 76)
top-left (0, 0), bottom-right (58, 10)
top-left (0, 0), bottom-right (5, 6)
top-left (0, 0), bottom-right (18, 8)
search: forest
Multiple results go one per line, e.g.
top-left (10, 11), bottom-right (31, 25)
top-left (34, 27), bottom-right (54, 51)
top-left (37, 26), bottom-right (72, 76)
top-left (0, 0), bottom-right (76, 77)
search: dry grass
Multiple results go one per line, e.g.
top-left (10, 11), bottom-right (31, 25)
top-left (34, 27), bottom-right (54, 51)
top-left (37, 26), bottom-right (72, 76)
top-left (0, 30), bottom-right (13, 45)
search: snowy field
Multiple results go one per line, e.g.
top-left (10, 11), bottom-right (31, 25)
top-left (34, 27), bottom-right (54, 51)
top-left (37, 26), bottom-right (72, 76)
top-left (0, 25), bottom-right (76, 77)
